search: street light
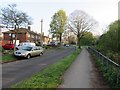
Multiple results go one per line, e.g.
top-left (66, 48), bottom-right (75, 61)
top-left (40, 19), bottom-right (43, 46)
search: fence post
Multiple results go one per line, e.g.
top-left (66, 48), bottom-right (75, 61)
top-left (116, 67), bottom-right (120, 85)
top-left (106, 59), bottom-right (109, 69)
top-left (101, 56), bottom-right (104, 65)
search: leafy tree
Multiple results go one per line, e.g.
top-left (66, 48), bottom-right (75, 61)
top-left (1, 4), bottom-right (32, 51)
top-left (49, 10), bottom-right (67, 45)
top-left (67, 10), bottom-right (97, 48)
top-left (108, 20), bottom-right (120, 52)
top-left (96, 20), bottom-right (120, 63)
top-left (80, 32), bottom-right (96, 46)
top-left (97, 20), bottom-right (120, 53)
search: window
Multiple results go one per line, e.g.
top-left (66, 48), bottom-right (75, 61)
top-left (32, 35), bottom-right (34, 38)
top-left (36, 35), bottom-right (37, 39)
top-left (4, 33), bottom-right (9, 40)
top-left (27, 33), bottom-right (30, 37)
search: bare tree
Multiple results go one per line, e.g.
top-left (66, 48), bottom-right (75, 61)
top-left (1, 4), bottom-right (32, 51)
top-left (63, 29), bottom-right (77, 44)
top-left (67, 10), bottom-right (97, 48)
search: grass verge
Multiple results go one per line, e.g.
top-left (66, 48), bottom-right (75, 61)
top-left (12, 49), bottom-right (80, 88)
top-left (1, 54), bottom-right (17, 63)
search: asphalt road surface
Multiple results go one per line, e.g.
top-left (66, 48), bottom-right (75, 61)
top-left (2, 46), bottom-right (75, 88)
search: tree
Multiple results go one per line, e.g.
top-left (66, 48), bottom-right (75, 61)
top-left (49, 10), bottom-right (67, 45)
top-left (1, 4), bottom-right (32, 51)
top-left (67, 10), bottom-right (97, 48)
top-left (97, 20), bottom-right (120, 53)
top-left (96, 20), bottom-right (120, 64)
top-left (63, 30), bottom-right (77, 44)
top-left (80, 32), bottom-right (96, 46)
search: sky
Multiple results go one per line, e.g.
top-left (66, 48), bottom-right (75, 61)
top-left (0, 0), bottom-right (119, 36)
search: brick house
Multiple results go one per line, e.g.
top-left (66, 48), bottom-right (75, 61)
top-left (2, 27), bottom-right (41, 45)
top-left (0, 30), bottom-right (3, 46)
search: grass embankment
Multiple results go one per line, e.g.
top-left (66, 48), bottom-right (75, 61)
top-left (90, 52), bottom-right (120, 88)
top-left (0, 46), bottom-right (17, 63)
top-left (12, 49), bottom-right (80, 88)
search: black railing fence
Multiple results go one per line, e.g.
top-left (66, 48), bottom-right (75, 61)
top-left (88, 46), bottom-right (120, 87)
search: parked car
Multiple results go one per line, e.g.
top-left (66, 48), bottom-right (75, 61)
top-left (47, 42), bottom-right (58, 47)
top-left (64, 44), bottom-right (69, 47)
top-left (2, 43), bottom-right (14, 50)
top-left (16, 42), bottom-right (36, 50)
top-left (14, 46), bottom-right (43, 59)
top-left (66, 44), bottom-right (69, 47)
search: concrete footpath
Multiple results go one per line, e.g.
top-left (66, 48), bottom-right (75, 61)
top-left (59, 48), bottom-right (109, 88)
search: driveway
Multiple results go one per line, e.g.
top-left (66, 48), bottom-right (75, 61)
top-left (2, 46), bottom-right (75, 88)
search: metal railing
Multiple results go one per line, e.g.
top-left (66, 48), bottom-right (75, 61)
top-left (88, 46), bottom-right (120, 87)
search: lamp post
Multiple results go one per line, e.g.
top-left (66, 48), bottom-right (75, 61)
top-left (40, 19), bottom-right (43, 46)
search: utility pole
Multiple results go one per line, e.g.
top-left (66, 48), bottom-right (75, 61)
top-left (40, 19), bottom-right (43, 46)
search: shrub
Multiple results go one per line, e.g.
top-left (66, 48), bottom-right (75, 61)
top-left (91, 53), bottom-right (120, 88)
top-left (0, 46), bottom-right (4, 52)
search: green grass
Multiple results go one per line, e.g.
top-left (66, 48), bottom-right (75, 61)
top-left (12, 49), bottom-right (80, 88)
top-left (1, 54), bottom-right (17, 63)
top-left (0, 46), bottom-right (4, 52)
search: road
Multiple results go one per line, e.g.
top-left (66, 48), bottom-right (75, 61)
top-left (59, 48), bottom-right (109, 88)
top-left (2, 46), bottom-right (75, 88)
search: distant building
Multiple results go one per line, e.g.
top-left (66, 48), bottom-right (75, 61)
top-left (0, 28), bottom-right (3, 46)
top-left (1, 27), bottom-right (52, 46)
top-left (43, 36), bottom-right (52, 45)
top-left (2, 27), bottom-right (41, 46)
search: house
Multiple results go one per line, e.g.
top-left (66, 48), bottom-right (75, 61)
top-left (0, 29), bottom-right (3, 46)
top-left (43, 35), bottom-right (52, 45)
top-left (1, 27), bottom-right (53, 46)
top-left (2, 27), bottom-right (41, 46)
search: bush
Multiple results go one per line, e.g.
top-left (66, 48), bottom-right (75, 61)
top-left (0, 46), bottom-right (4, 52)
top-left (43, 45), bottom-right (51, 49)
top-left (91, 53), bottom-right (120, 88)
top-left (96, 20), bottom-right (120, 64)
top-left (35, 42), bottom-right (41, 46)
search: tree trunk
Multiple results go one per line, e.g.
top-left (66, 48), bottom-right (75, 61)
top-left (78, 38), bottom-right (81, 49)
top-left (59, 33), bottom-right (62, 46)
top-left (13, 25), bottom-right (19, 52)
top-left (77, 34), bottom-right (81, 49)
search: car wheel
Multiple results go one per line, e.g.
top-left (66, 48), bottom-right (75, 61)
top-left (26, 54), bottom-right (31, 59)
top-left (39, 52), bottom-right (43, 56)
top-left (16, 48), bottom-right (19, 50)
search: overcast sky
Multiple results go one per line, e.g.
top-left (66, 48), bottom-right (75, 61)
top-left (0, 0), bottom-right (119, 36)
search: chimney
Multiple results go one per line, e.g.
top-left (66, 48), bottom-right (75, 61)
top-left (28, 26), bottom-right (31, 30)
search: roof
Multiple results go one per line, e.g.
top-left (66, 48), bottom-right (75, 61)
top-left (2, 28), bottom-right (41, 36)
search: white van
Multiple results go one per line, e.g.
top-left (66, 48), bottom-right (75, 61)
top-left (16, 42), bottom-right (36, 50)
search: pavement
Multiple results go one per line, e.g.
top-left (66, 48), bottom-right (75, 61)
top-left (59, 48), bottom-right (109, 88)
